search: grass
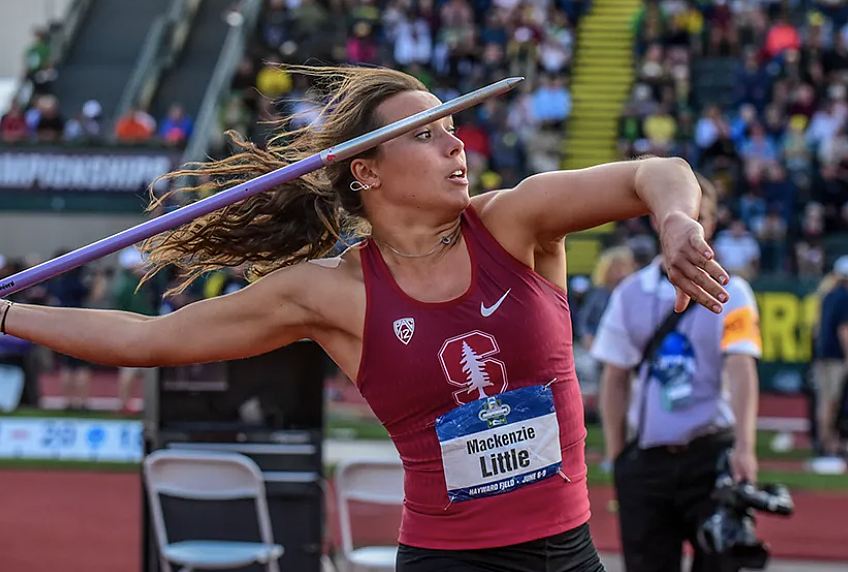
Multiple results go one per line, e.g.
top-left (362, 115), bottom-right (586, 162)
top-left (3, 408), bottom-right (812, 463)
top-left (583, 424), bottom-right (814, 463)
top-left (1, 407), bottom-right (141, 420)
top-left (326, 416), bottom-right (390, 440)
top-left (0, 459), bottom-right (139, 472)
top-left (4, 409), bottom-right (848, 491)
top-left (330, 415), bottom-right (814, 464)
top-left (585, 463), bottom-right (848, 492)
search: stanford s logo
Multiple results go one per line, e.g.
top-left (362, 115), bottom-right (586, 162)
top-left (393, 318), bottom-right (415, 345)
top-left (438, 330), bottom-right (508, 405)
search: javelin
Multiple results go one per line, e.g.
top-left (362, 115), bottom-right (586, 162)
top-left (0, 77), bottom-right (524, 297)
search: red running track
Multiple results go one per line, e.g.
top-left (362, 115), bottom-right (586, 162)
top-left (0, 469), bottom-right (845, 572)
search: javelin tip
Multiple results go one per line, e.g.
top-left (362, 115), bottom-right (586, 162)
top-left (505, 77), bottom-right (525, 89)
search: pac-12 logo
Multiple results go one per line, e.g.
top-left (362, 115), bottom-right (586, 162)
top-left (438, 330), bottom-right (508, 405)
top-left (393, 318), bottom-right (415, 345)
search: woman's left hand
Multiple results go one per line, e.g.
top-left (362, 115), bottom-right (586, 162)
top-left (659, 212), bottom-right (730, 314)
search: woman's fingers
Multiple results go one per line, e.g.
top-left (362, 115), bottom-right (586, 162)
top-left (674, 288), bottom-right (691, 314)
top-left (667, 265), bottom-right (726, 314)
top-left (685, 233), bottom-right (729, 285)
top-left (702, 258), bottom-right (730, 287)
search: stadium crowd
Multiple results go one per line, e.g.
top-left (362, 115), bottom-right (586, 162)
top-left (1, 0), bottom-right (847, 440)
top-left (4, 1), bottom-right (848, 286)
top-left (0, 28), bottom-right (196, 147)
top-left (620, 0), bottom-right (848, 282)
top-left (214, 0), bottom-right (582, 193)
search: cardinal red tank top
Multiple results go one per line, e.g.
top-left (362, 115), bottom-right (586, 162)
top-left (356, 205), bottom-right (590, 550)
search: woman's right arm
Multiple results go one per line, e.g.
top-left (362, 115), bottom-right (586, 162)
top-left (3, 263), bottom-right (325, 368)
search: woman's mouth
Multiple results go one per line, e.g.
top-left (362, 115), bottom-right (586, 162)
top-left (448, 169), bottom-right (468, 185)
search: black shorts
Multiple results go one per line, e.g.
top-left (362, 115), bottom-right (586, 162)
top-left (396, 522), bottom-right (605, 572)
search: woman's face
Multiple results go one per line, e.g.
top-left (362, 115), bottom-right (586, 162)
top-left (353, 90), bottom-right (470, 216)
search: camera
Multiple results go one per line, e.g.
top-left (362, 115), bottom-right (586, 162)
top-left (697, 452), bottom-right (794, 571)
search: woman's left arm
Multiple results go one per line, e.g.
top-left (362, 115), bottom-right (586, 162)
top-left (490, 156), bottom-right (730, 313)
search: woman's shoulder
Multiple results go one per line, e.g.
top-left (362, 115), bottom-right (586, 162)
top-left (468, 189), bottom-right (506, 214)
top-left (251, 243), bottom-right (365, 300)
top-left (299, 242), bottom-right (367, 293)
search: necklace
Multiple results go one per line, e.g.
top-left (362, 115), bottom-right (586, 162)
top-left (374, 224), bottom-right (462, 259)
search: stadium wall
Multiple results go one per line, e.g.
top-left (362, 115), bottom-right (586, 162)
top-left (0, 212), bottom-right (144, 261)
top-left (0, 0), bottom-right (73, 78)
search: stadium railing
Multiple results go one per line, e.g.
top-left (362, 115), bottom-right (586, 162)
top-left (181, 0), bottom-right (262, 169)
top-left (111, 0), bottom-right (204, 136)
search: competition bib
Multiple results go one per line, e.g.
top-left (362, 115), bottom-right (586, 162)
top-left (435, 385), bottom-right (562, 503)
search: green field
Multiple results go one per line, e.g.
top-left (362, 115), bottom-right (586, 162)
top-left (3, 408), bottom-right (847, 491)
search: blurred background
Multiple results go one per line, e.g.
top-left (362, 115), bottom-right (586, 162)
top-left (0, 0), bottom-right (846, 571)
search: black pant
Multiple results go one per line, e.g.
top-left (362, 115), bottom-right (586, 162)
top-left (397, 522), bottom-right (606, 572)
top-left (613, 433), bottom-right (735, 572)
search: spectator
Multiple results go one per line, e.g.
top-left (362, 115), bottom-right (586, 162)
top-left (115, 105), bottom-right (157, 143)
top-left (796, 202), bottom-right (827, 278)
top-left (255, 57), bottom-right (293, 100)
top-left (823, 32), bottom-right (848, 79)
top-left (578, 246), bottom-right (637, 351)
top-left (713, 218), bottom-right (761, 280)
top-left (391, 11), bottom-right (433, 67)
top-left (818, 121), bottom-right (848, 166)
top-left (34, 95), bottom-right (64, 142)
top-left (806, 98), bottom-right (845, 148)
top-left (347, 21), bottom-right (380, 64)
top-left (694, 104), bottom-right (726, 151)
top-left (706, 0), bottom-right (738, 56)
top-left (739, 122), bottom-right (779, 168)
top-left (63, 99), bottom-right (102, 143)
top-left (0, 103), bottom-right (29, 143)
top-left (782, 114), bottom-right (813, 175)
top-left (23, 28), bottom-right (51, 82)
top-left (642, 102), bottom-right (677, 152)
top-left (112, 248), bottom-right (160, 413)
top-left (531, 73), bottom-right (572, 128)
top-left (788, 83), bottom-right (818, 119)
top-left (810, 255), bottom-right (848, 474)
top-left (46, 258), bottom-right (93, 411)
top-left (158, 103), bottom-right (193, 146)
top-left (455, 113), bottom-right (491, 186)
top-left (765, 12), bottom-right (801, 60)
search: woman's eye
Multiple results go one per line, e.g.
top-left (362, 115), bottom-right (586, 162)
top-left (447, 126), bottom-right (457, 135)
top-left (415, 130), bottom-right (431, 140)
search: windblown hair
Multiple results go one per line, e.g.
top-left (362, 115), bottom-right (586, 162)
top-left (139, 65), bottom-right (427, 295)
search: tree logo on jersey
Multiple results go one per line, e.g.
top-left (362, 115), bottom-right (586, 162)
top-left (438, 330), bottom-right (508, 405)
top-left (393, 318), bottom-right (415, 345)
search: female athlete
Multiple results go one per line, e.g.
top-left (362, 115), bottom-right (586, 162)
top-left (1, 66), bottom-right (730, 572)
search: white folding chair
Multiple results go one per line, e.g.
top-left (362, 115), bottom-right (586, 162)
top-left (0, 363), bottom-right (24, 412)
top-left (143, 449), bottom-right (284, 572)
top-left (334, 458), bottom-right (405, 572)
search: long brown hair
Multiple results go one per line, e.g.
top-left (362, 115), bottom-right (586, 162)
top-left (140, 65), bottom-right (426, 294)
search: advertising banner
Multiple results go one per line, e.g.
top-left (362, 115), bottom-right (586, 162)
top-left (752, 277), bottom-right (821, 393)
top-left (0, 417), bottom-right (143, 462)
top-left (0, 146), bottom-right (181, 194)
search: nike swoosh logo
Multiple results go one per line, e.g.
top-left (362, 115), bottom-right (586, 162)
top-left (481, 288), bottom-right (511, 317)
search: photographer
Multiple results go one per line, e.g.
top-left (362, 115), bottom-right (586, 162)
top-left (591, 172), bottom-right (761, 572)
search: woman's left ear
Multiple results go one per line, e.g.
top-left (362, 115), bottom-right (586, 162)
top-left (350, 158), bottom-right (381, 189)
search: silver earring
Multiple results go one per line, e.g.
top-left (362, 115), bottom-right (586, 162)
top-left (350, 180), bottom-right (371, 192)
